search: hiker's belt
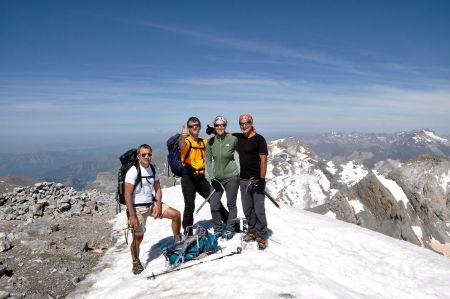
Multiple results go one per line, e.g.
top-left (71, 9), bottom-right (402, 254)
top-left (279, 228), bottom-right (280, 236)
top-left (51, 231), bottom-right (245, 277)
top-left (191, 167), bottom-right (205, 175)
top-left (133, 201), bottom-right (154, 208)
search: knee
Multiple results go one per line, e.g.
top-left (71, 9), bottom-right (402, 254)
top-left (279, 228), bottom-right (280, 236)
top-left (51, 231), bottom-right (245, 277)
top-left (175, 210), bottom-right (181, 220)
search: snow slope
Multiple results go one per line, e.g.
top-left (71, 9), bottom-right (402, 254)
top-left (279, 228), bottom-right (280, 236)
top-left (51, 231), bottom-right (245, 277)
top-left (69, 186), bottom-right (450, 299)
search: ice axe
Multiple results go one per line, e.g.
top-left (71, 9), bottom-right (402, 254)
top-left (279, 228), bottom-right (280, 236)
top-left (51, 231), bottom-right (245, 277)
top-left (247, 177), bottom-right (280, 208)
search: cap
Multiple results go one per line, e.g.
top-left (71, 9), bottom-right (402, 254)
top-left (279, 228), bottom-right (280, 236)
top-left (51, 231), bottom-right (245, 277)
top-left (213, 116), bottom-right (228, 126)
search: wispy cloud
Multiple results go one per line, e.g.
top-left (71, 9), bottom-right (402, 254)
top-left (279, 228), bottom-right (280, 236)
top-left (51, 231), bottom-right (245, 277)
top-left (1, 73), bottom-right (449, 136)
top-left (112, 18), bottom-right (360, 71)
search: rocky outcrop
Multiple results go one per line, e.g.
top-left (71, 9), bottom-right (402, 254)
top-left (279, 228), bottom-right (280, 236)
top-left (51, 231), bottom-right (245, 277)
top-left (389, 156), bottom-right (450, 250)
top-left (0, 182), bottom-right (111, 222)
top-left (312, 172), bottom-right (419, 245)
top-left (309, 156), bottom-right (450, 256)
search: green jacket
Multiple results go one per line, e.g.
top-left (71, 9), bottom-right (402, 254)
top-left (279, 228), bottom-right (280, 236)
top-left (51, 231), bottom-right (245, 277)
top-left (206, 133), bottom-right (239, 181)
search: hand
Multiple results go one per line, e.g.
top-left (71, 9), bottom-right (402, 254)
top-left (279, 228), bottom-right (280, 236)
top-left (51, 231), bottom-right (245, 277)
top-left (152, 202), bottom-right (163, 219)
top-left (129, 214), bottom-right (139, 229)
top-left (181, 125), bottom-right (189, 139)
top-left (255, 178), bottom-right (265, 193)
top-left (211, 179), bottom-right (222, 192)
top-left (206, 125), bottom-right (215, 135)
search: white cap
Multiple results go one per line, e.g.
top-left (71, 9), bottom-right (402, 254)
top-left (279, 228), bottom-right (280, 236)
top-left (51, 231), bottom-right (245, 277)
top-left (213, 116), bottom-right (228, 125)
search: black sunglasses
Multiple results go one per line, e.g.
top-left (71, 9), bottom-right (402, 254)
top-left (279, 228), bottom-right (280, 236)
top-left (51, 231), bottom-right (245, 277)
top-left (188, 124), bottom-right (200, 129)
top-left (239, 121), bottom-right (251, 127)
top-left (214, 124), bottom-right (226, 128)
top-left (140, 153), bottom-right (152, 157)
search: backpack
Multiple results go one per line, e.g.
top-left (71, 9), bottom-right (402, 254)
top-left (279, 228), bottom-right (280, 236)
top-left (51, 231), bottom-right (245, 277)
top-left (162, 225), bottom-right (219, 266)
top-left (116, 148), bottom-right (156, 209)
top-left (166, 134), bottom-right (191, 177)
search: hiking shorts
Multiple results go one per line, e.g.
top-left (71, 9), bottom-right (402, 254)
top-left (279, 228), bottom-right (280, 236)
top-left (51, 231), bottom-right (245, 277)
top-left (131, 203), bottom-right (170, 236)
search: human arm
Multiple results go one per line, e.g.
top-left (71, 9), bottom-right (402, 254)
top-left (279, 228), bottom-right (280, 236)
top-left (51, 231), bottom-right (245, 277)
top-left (255, 154), bottom-right (267, 193)
top-left (124, 182), bottom-right (138, 228)
top-left (179, 125), bottom-right (189, 150)
top-left (205, 140), bottom-right (214, 180)
top-left (152, 180), bottom-right (163, 219)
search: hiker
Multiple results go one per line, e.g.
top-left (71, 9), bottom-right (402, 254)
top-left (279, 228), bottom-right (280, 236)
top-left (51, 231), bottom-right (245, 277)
top-left (205, 116), bottom-right (239, 239)
top-left (124, 144), bottom-right (181, 274)
top-left (234, 114), bottom-right (269, 250)
top-left (179, 116), bottom-right (228, 235)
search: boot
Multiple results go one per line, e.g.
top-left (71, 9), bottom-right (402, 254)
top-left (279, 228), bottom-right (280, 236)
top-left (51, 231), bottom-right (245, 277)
top-left (256, 236), bottom-right (267, 250)
top-left (243, 232), bottom-right (256, 242)
top-left (132, 259), bottom-right (144, 275)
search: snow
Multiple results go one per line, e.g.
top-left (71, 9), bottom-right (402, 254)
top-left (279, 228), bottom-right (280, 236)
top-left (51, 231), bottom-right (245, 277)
top-left (373, 170), bottom-right (409, 206)
top-left (324, 211), bottom-right (336, 219)
top-left (423, 130), bottom-right (448, 143)
top-left (266, 142), bottom-right (330, 208)
top-left (349, 200), bottom-right (365, 214)
top-left (338, 161), bottom-right (368, 186)
top-left (326, 161), bottom-right (337, 175)
top-left (70, 185), bottom-right (450, 299)
top-left (436, 171), bottom-right (450, 192)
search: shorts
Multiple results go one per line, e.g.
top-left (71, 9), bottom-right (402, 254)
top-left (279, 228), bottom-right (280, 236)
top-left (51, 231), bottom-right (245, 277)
top-left (129, 203), bottom-right (170, 236)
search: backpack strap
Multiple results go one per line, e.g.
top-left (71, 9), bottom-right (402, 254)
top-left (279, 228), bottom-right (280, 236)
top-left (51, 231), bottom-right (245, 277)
top-left (136, 164), bottom-right (156, 189)
top-left (133, 163), bottom-right (142, 190)
top-left (182, 138), bottom-right (192, 164)
top-left (183, 137), bottom-right (206, 172)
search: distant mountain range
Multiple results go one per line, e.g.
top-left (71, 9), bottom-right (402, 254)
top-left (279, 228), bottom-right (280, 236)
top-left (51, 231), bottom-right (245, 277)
top-left (1, 129), bottom-right (449, 191)
top-left (305, 128), bottom-right (450, 167)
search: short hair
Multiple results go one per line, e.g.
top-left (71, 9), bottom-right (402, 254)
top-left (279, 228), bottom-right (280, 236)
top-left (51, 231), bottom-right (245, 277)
top-left (187, 116), bottom-right (201, 126)
top-left (137, 144), bottom-right (152, 154)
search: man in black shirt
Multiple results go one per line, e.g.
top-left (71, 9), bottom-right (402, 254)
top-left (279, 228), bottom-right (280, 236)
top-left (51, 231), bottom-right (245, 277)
top-left (234, 114), bottom-right (269, 250)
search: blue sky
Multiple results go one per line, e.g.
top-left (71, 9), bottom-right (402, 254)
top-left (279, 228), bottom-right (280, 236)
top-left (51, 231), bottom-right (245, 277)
top-left (1, 0), bottom-right (449, 151)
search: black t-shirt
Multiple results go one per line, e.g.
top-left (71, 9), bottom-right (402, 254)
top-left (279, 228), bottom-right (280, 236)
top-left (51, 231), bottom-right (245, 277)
top-left (234, 133), bottom-right (268, 179)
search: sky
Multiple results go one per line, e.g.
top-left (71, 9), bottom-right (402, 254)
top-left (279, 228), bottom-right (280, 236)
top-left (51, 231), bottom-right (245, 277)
top-left (68, 185), bottom-right (450, 299)
top-left (1, 1), bottom-right (450, 151)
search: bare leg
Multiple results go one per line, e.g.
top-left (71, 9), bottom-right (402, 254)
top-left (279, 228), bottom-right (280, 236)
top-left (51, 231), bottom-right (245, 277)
top-left (162, 207), bottom-right (181, 236)
top-left (130, 235), bottom-right (144, 261)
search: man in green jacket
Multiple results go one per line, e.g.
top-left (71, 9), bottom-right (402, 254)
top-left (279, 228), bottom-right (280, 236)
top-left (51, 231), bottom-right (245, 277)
top-left (206, 116), bottom-right (240, 239)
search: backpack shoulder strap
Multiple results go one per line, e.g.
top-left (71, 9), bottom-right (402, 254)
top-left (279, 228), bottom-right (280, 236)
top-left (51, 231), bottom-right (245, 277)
top-left (182, 138), bottom-right (192, 163)
top-left (133, 163), bottom-right (142, 190)
top-left (150, 163), bottom-right (156, 177)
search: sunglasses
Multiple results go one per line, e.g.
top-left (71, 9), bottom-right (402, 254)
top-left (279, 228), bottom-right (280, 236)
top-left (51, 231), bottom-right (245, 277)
top-left (239, 121), bottom-right (251, 127)
top-left (188, 124), bottom-right (200, 129)
top-left (140, 153), bottom-right (152, 157)
top-left (214, 124), bottom-right (226, 128)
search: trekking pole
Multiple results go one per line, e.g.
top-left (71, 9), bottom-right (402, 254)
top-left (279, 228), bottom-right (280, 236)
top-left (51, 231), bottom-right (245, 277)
top-left (115, 192), bottom-right (121, 214)
top-left (195, 190), bottom-right (216, 214)
top-left (195, 179), bottom-right (226, 214)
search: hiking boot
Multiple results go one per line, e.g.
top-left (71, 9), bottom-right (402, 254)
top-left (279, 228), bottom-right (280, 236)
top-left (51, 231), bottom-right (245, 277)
top-left (243, 232), bottom-right (256, 242)
top-left (222, 231), bottom-right (235, 240)
top-left (132, 259), bottom-right (144, 275)
top-left (256, 237), bottom-right (268, 250)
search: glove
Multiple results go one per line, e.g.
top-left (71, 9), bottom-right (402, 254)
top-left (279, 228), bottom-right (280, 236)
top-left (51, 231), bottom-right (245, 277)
top-left (255, 178), bottom-right (265, 193)
top-left (206, 125), bottom-right (215, 135)
top-left (211, 179), bottom-right (223, 192)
